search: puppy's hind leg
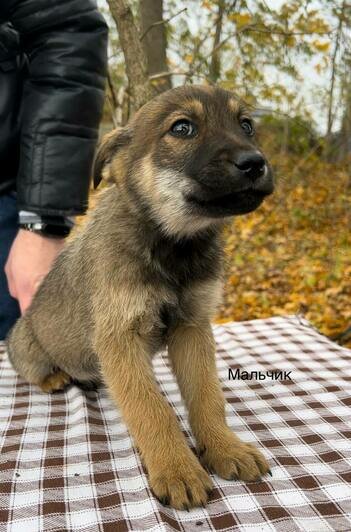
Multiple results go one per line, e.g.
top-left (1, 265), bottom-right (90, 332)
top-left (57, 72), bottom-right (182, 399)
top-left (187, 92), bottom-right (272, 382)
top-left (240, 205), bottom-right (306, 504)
top-left (39, 370), bottom-right (72, 393)
top-left (6, 316), bottom-right (71, 393)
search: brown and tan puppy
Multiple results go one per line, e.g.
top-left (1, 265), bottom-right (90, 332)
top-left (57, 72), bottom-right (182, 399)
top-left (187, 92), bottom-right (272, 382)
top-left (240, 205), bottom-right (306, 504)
top-left (7, 85), bottom-right (274, 510)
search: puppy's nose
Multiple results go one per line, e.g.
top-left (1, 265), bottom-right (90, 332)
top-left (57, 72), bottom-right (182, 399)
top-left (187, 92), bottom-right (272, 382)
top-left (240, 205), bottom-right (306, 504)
top-left (235, 152), bottom-right (266, 181)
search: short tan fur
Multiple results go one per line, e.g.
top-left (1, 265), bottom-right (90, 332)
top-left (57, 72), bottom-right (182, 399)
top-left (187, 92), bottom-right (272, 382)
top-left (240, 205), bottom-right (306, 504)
top-left (7, 85), bottom-right (274, 510)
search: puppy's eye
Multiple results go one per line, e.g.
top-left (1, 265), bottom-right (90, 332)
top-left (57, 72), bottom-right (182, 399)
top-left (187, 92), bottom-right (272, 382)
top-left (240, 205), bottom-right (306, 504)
top-left (240, 118), bottom-right (254, 136)
top-left (170, 120), bottom-right (197, 138)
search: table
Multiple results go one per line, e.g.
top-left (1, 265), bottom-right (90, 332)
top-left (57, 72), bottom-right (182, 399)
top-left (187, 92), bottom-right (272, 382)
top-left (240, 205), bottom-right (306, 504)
top-left (1, 315), bottom-right (351, 531)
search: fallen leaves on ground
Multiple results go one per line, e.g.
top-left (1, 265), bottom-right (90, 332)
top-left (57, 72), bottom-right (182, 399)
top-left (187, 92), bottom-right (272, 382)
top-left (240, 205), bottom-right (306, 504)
top-left (216, 155), bottom-right (351, 349)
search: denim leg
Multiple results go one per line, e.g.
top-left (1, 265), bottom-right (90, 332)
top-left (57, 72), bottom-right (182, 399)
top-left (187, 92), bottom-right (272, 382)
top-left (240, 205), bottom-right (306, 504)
top-left (0, 192), bottom-right (20, 340)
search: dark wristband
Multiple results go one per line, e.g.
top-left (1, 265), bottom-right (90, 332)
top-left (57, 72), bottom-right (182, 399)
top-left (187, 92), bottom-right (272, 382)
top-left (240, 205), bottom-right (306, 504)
top-left (18, 211), bottom-right (75, 238)
top-left (19, 221), bottom-right (72, 238)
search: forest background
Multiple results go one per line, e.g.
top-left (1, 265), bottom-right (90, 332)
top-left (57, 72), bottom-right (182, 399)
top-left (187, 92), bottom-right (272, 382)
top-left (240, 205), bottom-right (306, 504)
top-left (94, 0), bottom-right (351, 347)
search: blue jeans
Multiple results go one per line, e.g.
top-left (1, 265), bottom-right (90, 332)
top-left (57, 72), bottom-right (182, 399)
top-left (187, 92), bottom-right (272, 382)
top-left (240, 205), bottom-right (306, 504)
top-left (0, 192), bottom-right (20, 340)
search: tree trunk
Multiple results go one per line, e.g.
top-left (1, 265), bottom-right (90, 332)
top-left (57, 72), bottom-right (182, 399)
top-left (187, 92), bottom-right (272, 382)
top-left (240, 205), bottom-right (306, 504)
top-left (337, 86), bottom-right (351, 182)
top-left (326, 0), bottom-right (346, 136)
top-left (139, 0), bottom-right (171, 92)
top-left (107, 0), bottom-right (156, 112)
top-left (209, 0), bottom-right (226, 83)
top-left (338, 88), bottom-right (350, 147)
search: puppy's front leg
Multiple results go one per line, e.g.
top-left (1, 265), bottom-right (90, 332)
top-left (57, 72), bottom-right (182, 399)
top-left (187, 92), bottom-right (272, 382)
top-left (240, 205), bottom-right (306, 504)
top-left (168, 323), bottom-right (270, 481)
top-left (95, 329), bottom-right (212, 510)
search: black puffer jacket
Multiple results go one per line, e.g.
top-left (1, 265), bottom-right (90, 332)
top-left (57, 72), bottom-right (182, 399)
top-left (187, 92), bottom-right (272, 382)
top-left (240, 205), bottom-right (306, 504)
top-left (0, 0), bottom-right (108, 216)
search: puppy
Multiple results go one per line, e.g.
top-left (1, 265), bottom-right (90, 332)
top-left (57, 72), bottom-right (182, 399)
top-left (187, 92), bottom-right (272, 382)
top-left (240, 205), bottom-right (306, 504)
top-left (7, 85), bottom-right (274, 510)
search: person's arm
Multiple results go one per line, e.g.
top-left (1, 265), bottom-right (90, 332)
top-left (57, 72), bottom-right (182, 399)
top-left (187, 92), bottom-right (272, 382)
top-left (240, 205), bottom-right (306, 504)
top-left (8, 0), bottom-right (108, 215)
top-left (5, 0), bottom-right (108, 313)
top-left (5, 229), bottom-right (67, 314)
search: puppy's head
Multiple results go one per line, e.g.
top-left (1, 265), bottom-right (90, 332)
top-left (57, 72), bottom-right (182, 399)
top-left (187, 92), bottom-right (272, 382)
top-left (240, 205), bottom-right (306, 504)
top-left (94, 85), bottom-right (274, 238)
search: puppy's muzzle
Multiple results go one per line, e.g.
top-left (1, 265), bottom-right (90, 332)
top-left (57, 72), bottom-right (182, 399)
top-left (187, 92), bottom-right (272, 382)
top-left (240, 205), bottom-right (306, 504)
top-left (234, 151), bottom-right (266, 182)
top-left (185, 148), bottom-right (274, 218)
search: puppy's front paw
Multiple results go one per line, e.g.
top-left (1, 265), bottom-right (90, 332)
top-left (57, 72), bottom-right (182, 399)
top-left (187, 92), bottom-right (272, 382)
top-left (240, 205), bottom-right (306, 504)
top-left (150, 451), bottom-right (213, 510)
top-left (199, 432), bottom-right (270, 482)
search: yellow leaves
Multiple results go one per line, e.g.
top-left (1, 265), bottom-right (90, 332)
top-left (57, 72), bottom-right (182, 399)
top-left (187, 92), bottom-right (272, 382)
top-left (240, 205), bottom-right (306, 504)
top-left (216, 156), bottom-right (351, 348)
top-left (313, 40), bottom-right (330, 53)
top-left (241, 291), bottom-right (258, 306)
top-left (307, 18), bottom-right (330, 35)
top-left (295, 184), bottom-right (304, 197)
top-left (314, 56), bottom-right (330, 75)
top-left (315, 63), bottom-right (323, 75)
top-left (294, 10), bottom-right (330, 35)
top-left (229, 274), bottom-right (240, 287)
top-left (228, 12), bottom-right (252, 28)
top-left (325, 286), bottom-right (343, 297)
top-left (184, 54), bottom-right (193, 64)
top-left (285, 35), bottom-right (296, 47)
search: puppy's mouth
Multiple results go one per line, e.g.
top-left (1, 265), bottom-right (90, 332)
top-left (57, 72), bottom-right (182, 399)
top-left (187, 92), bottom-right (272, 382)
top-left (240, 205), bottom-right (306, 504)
top-left (186, 187), bottom-right (272, 217)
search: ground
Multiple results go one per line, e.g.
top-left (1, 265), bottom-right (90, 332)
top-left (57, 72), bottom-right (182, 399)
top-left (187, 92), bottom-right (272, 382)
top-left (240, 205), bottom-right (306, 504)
top-left (216, 155), bottom-right (351, 349)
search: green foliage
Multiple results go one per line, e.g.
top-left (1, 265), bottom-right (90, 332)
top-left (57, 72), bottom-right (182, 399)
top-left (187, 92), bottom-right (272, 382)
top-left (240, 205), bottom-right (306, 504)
top-left (258, 114), bottom-right (318, 156)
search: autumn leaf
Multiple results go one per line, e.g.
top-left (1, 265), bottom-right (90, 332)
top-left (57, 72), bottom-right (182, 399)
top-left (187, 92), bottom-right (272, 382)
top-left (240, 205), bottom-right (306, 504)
top-left (228, 12), bottom-right (252, 28)
top-left (313, 40), bottom-right (331, 53)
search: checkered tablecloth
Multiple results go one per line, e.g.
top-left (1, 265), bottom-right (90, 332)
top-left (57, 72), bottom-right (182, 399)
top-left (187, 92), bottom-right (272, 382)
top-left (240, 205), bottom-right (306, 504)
top-left (1, 315), bottom-right (351, 532)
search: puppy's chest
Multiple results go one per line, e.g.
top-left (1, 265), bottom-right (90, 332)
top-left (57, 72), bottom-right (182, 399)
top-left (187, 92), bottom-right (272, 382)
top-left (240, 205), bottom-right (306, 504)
top-left (158, 296), bottom-right (188, 332)
top-left (150, 232), bottom-right (223, 288)
top-left (140, 232), bottom-right (223, 351)
top-left (143, 278), bottom-right (221, 355)
top-left (136, 285), bottom-right (196, 355)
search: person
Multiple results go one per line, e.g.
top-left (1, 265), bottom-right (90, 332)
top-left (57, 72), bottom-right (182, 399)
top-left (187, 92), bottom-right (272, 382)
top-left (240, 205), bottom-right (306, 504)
top-left (0, 1), bottom-right (108, 340)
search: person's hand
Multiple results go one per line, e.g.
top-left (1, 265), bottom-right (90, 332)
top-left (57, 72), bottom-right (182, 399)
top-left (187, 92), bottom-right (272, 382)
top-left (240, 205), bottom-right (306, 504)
top-left (5, 229), bottom-right (66, 314)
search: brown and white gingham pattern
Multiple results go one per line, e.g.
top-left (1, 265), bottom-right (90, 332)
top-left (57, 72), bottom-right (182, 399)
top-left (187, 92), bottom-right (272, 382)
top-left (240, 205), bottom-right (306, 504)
top-left (1, 315), bottom-right (351, 532)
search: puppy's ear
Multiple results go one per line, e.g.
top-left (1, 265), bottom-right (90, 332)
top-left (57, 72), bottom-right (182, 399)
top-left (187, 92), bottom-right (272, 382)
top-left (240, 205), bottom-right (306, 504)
top-left (93, 127), bottom-right (132, 188)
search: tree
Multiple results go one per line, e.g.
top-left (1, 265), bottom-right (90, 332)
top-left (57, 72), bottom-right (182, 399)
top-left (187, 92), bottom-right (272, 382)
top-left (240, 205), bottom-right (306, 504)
top-left (106, 0), bottom-right (156, 112)
top-left (139, 0), bottom-right (171, 92)
top-left (104, 0), bottom-right (348, 154)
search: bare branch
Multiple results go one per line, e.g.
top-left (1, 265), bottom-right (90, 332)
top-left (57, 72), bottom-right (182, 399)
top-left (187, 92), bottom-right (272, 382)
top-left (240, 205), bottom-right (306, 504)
top-left (107, 69), bottom-right (118, 109)
top-left (106, 93), bottom-right (118, 128)
top-left (140, 7), bottom-right (187, 41)
top-left (149, 70), bottom-right (211, 83)
top-left (245, 26), bottom-right (337, 37)
top-left (149, 70), bottom-right (193, 80)
top-left (194, 22), bottom-right (337, 75)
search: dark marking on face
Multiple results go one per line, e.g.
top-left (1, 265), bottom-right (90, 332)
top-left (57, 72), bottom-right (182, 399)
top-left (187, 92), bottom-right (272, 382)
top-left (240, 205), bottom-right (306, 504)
top-left (95, 85), bottom-right (274, 235)
top-left (129, 85), bottom-right (274, 219)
